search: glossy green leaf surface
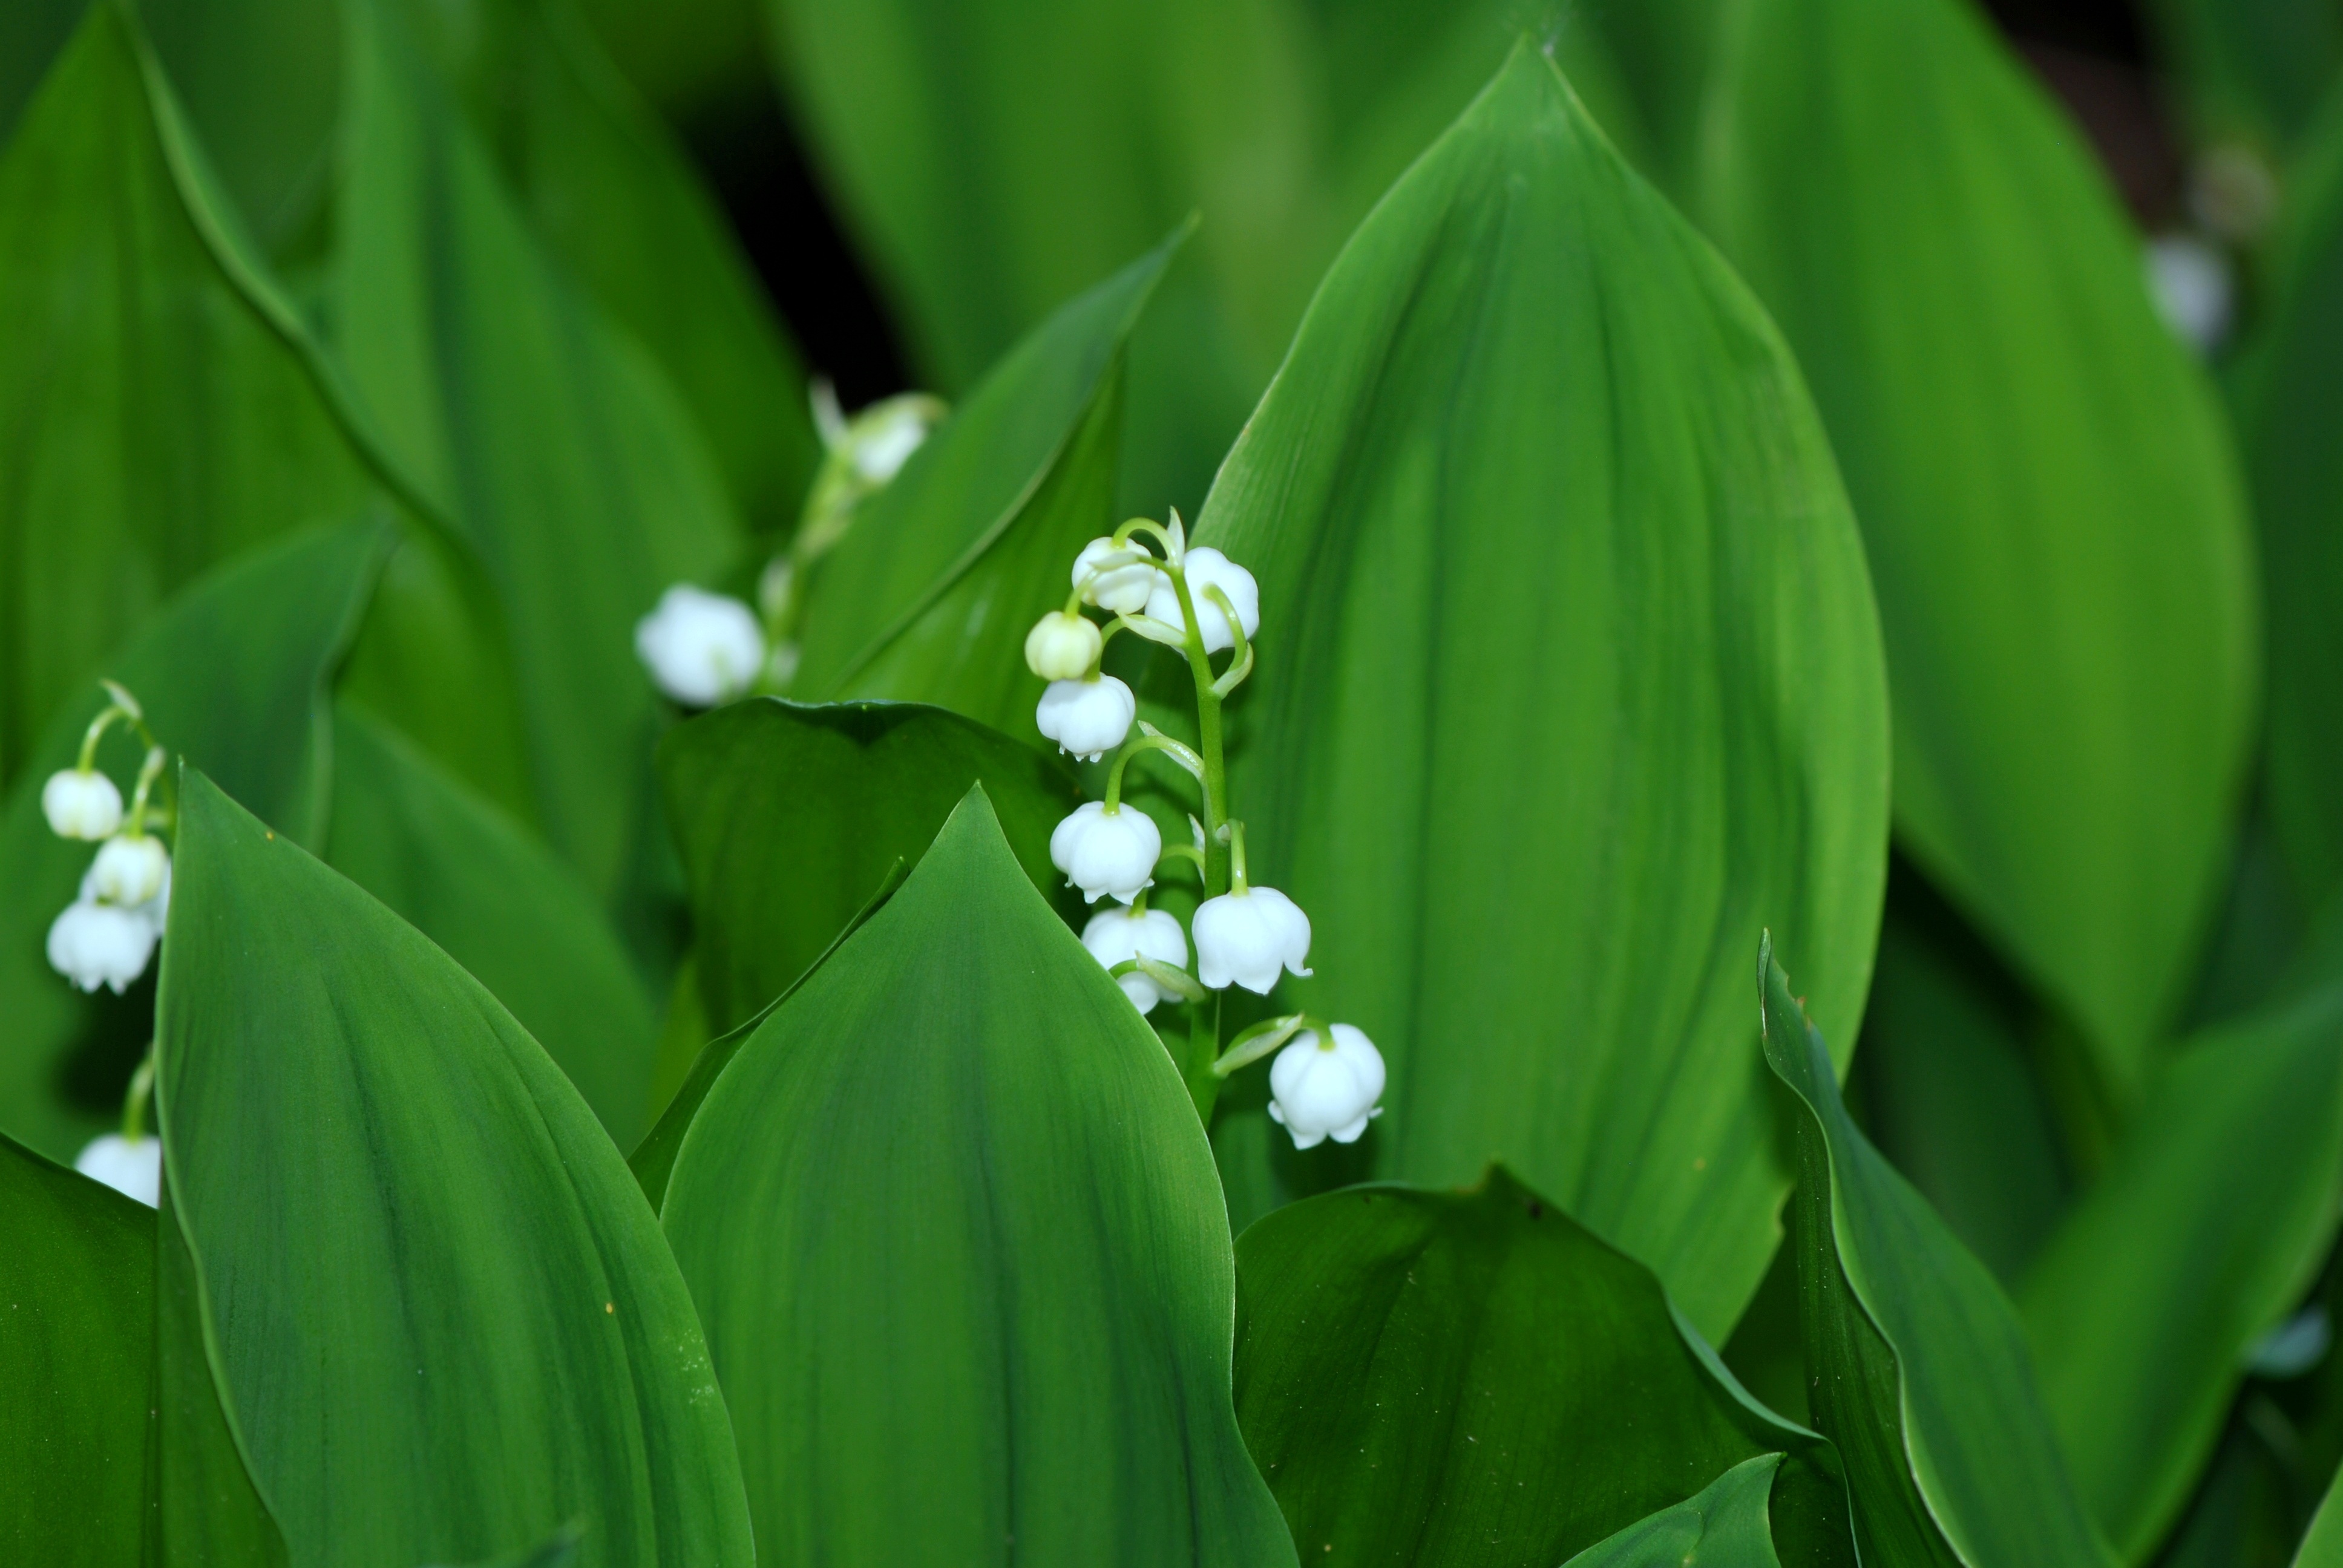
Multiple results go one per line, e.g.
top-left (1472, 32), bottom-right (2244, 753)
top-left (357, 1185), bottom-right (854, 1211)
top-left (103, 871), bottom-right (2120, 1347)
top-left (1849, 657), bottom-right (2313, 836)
top-left (791, 233), bottom-right (1170, 734)
top-left (0, 0), bottom-right (371, 788)
top-left (2019, 984), bottom-right (2343, 1561)
top-left (1761, 940), bottom-right (2112, 1568)
top-left (1559, 1453), bottom-right (1786, 1568)
top-left (0, 1131), bottom-right (153, 1566)
top-left (0, 519), bottom-right (386, 1163)
top-left (661, 788), bottom-right (1295, 1565)
top-left (2235, 99), bottom-right (2343, 917)
top-left (1703, 0), bottom-right (2258, 1093)
top-left (325, 701), bottom-right (660, 1148)
top-left (1194, 41), bottom-right (1889, 1338)
top-left (2298, 1467), bottom-right (2343, 1568)
top-left (156, 767), bottom-right (753, 1566)
top-left (1233, 1169), bottom-right (1850, 1566)
top-left (335, 0), bottom-right (739, 900)
top-left (657, 697), bottom-right (1078, 1034)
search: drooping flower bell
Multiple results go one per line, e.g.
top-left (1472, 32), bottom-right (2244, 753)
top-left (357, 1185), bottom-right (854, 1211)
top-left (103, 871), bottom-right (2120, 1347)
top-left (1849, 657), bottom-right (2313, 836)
top-left (42, 768), bottom-right (123, 840)
top-left (1035, 675), bottom-right (1135, 762)
top-left (1192, 884), bottom-right (1311, 993)
top-left (74, 1134), bottom-right (160, 1208)
top-left (635, 585), bottom-right (765, 707)
top-left (47, 900), bottom-right (159, 995)
top-left (1050, 801), bottom-right (1161, 904)
top-left (1267, 1024), bottom-right (1386, 1149)
top-left (846, 397), bottom-right (938, 483)
top-left (1024, 611), bottom-right (1102, 682)
top-left (90, 834), bottom-right (168, 907)
top-left (1072, 537), bottom-right (1157, 616)
top-left (1081, 906), bottom-right (1191, 1014)
top-left (1146, 547), bottom-right (1259, 655)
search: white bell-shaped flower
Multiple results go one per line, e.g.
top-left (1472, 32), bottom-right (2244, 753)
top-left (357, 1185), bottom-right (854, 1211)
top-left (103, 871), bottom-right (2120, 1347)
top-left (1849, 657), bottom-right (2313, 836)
top-left (1024, 611), bottom-right (1102, 681)
top-left (1081, 906), bottom-right (1191, 1014)
top-left (1050, 801), bottom-right (1161, 904)
top-left (1145, 547), bottom-right (1260, 655)
top-left (2145, 234), bottom-right (2233, 353)
top-left (42, 769), bottom-right (123, 841)
top-left (87, 855), bottom-right (171, 936)
top-left (47, 900), bottom-right (159, 995)
top-left (1035, 675), bottom-right (1135, 762)
top-left (1268, 1024), bottom-right (1386, 1149)
top-left (1191, 884), bottom-right (1311, 993)
top-left (848, 398), bottom-right (937, 483)
top-left (90, 834), bottom-right (168, 907)
top-left (74, 1134), bottom-right (160, 1208)
top-left (635, 584), bottom-right (765, 707)
top-left (1072, 537), bottom-right (1156, 615)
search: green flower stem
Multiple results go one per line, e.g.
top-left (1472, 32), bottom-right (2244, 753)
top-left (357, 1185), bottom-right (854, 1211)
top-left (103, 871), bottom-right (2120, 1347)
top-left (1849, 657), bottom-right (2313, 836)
top-left (1104, 733), bottom-right (1207, 812)
top-left (122, 1045), bottom-right (156, 1143)
top-left (125, 746), bottom-right (168, 838)
top-left (1161, 557), bottom-right (1234, 1120)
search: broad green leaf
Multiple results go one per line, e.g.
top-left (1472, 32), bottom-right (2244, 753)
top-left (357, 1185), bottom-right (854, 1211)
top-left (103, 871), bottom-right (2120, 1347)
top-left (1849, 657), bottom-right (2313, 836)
top-left (656, 697), bottom-right (1078, 1036)
top-left (790, 232), bottom-right (1173, 731)
top-left (2019, 984), bottom-right (2343, 1561)
top-left (334, 0), bottom-right (740, 901)
top-left (0, 0), bottom-right (371, 788)
top-left (2140, 0), bottom-right (2343, 151)
top-left (2233, 96), bottom-right (2343, 917)
top-left (661, 787), bottom-right (1296, 1565)
top-left (0, 0), bottom-right (83, 145)
top-left (1702, 0), bottom-right (2259, 1095)
top-left (0, 519), bottom-right (386, 1163)
top-left (324, 702), bottom-right (661, 1148)
top-left (2298, 1466), bottom-right (2343, 1568)
top-left (1760, 938), bottom-right (2112, 1568)
top-left (1193, 41), bottom-right (1889, 1338)
top-left (388, 0), bottom-right (819, 537)
top-left (156, 766), bottom-right (753, 1566)
top-left (1232, 1169), bottom-right (1851, 1566)
top-left (1560, 1453), bottom-right (1788, 1568)
top-left (0, 1131), bottom-right (152, 1566)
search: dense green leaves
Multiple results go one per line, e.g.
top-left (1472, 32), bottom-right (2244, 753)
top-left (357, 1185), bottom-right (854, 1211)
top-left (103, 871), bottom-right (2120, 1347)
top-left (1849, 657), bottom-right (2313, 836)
top-left (1560, 1454), bottom-right (1787, 1568)
top-left (660, 788), bottom-right (1294, 1565)
top-left (1702, 0), bottom-right (2259, 1095)
top-left (657, 697), bottom-right (1077, 1034)
top-left (0, 1132), bottom-right (153, 1566)
top-left (2139, 0), bottom-right (2343, 151)
top-left (0, 519), bottom-right (385, 1163)
top-left (326, 702), bottom-right (661, 1147)
top-left (789, 234), bottom-right (1171, 735)
top-left (1194, 41), bottom-right (1889, 1338)
top-left (2020, 985), bottom-right (2343, 1561)
top-left (1761, 939), bottom-right (2112, 1568)
top-left (156, 768), bottom-right (754, 1566)
top-left (1232, 1169), bottom-right (1849, 1566)
top-left (334, 0), bottom-right (739, 901)
top-left (0, 1), bottom-right (371, 787)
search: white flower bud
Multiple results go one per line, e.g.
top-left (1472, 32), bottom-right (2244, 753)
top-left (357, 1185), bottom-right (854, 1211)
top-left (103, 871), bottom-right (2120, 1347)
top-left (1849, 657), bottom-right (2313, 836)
top-left (1081, 906), bottom-right (1190, 1014)
top-left (74, 1134), bottom-right (160, 1208)
top-left (1049, 801), bottom-right (1161, 904)
top-left (2145, 234), bottom-right (2233, 354)
top-left (1072, 538), bottom-right (1156, 615)
top-left (86, 855), bottom-right (171, 936)
top-left (1024, 611), bottom-right (1102, 681)
top-left (1268, 1024), bottom-right (1386, 1149)
top-left (1192, 885), bottom-right (1311, 993)
top-left (1145, 547), bottom-right (1260, 655)
top-left (47, 900), bottom-right (159, 994)
top-left (42, 769), bottom-right (123, 841)
top-left (851, 404), bottom-right (933, 483)
top-left (90, 834), bottom-right (168, 907)
top-left (635, 585), bottom-right (766, 707)
top-left (1035, 675), bottom-right (1135, 762)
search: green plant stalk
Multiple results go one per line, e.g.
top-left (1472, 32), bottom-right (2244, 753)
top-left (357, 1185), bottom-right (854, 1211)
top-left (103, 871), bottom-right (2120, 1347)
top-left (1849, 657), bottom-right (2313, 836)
top-left (1162, 558), bottom-right (1230, 1122)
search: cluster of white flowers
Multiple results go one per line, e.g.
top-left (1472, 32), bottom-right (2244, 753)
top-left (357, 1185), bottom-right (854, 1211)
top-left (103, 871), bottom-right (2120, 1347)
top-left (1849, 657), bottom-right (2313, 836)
top-left (1024, 515), bottom-right (1384, 1148)
top-left (42, 687), bottom-right (172, 998)
top-left (636, 385), bottom-right (945, 709)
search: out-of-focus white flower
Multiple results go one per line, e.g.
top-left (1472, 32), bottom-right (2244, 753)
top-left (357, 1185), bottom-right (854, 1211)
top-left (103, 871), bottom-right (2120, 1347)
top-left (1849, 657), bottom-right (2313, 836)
top-left (90, 834), bottom-right (168, 907)
top-left (1036, 675), bottom-right (1135, 761)
top-left (1081, 906), bottom-right (1191, 1014)
top-left (42, 769), bottom-right (123, 841)
top-left (1145, 547), bottom-right (1259, 655)
top-left (1024, 611), bottom-right (1102, 682)
top-left (1050, 801), bottom-right (1161, 904)
top-left (2146, 234), bottom-right (2233, 354)
top-left (48, 901), bottom-right (159, 995)
top-left (1072, 538), bottom-right (1157, 615)
top-left (1268, 1024), bottom-right (1386, 1149)
top-left (85, 855), bottom-right (171, 936)
top-left (74, 1134), bottom-right (160, 1208)
top-left (849, 398), bottom-right (937, 483)
top-left (1192, 885), bottom-right (1311, 994)
top-left (635, 585), bottom-right (765, 707)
